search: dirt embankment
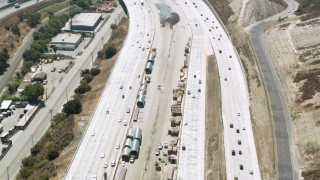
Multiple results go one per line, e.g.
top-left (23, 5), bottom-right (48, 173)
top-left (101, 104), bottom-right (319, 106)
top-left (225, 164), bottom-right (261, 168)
top-left (263, 9), bottom-right (320, 177)
top-left (205, 55), bottom-right (226, 180)
top-left (207, 0), bottom-right (287, 178)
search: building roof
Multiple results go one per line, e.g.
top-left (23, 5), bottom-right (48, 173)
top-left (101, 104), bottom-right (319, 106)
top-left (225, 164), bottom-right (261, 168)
top-left (51, 33), bottom-right (82, 44)
top-left (35, 72), bottom-right (47, 79)
top-left (0, 100), bottom-right (12, 110)
top-left (72, 13), bottom-right (102, 27)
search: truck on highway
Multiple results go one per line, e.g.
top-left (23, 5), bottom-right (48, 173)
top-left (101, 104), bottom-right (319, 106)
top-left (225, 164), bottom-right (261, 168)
top-left (140, 0), bottom-right (144, 5)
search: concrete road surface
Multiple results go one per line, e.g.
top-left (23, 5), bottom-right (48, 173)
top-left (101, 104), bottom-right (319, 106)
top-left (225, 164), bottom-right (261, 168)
top-left (0, 0), bottom-right (43, 20)
top-left (249, 0), bottom-right (298, 179)
top-left (177, 0), bottom-right (261, 179)
top-left (65, 1), bottom-right (156, 179)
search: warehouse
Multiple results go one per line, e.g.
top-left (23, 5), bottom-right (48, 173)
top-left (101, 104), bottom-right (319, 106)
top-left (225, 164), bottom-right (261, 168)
top-left (50, 33), bottom-right (82, 51)
top-left (62, 13), bottom-right (102, 34)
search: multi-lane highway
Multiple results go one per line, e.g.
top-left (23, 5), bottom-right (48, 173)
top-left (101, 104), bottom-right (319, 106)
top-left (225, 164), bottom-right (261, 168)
top-left (178, 0), bottom-right (261, 179)
top-left (0, 0), bottom-right (43, 20)
top-left (249, 0), bottom-right (298, 179)
top-left (65, 1), bottom-right (156, 179)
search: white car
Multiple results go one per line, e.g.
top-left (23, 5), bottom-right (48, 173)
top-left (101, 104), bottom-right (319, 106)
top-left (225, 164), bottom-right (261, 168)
top-left (118, 118), bottom-right (122, 122)
top-left (111, 160), bottom-right (116, 167)
top-left (249, 169), bottom-right (254, 174)
top-left (116, 144), bottom-right (120, 149)
top-left (121, 161), bottom-right (125, 167)
top-left (123, 121), bottom-right (128, 126)
top-left (130, 157), bottom-right (135, 163)
top-left (126, 108), bottom-right (130, 113)
top-left (101, 153), bottom-right (105, 158)
top-left (91, 132), bottom-right (95, 136)
top-left (103, 162), bottom-right (108, 168)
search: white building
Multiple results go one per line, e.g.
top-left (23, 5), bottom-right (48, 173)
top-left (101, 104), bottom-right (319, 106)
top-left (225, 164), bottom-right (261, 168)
top-left (50, 33), bottom-right (82, 51)
top-left (62, 13), bottom-right (103, 35)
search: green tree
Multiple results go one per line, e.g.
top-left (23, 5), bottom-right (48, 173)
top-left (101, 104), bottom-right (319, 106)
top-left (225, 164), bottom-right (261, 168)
top-left (47, 149), bottom-right (59, 160)
top-left (11, 24), bottom-right (21, 36)
top-left (30, 144), bottom-right (41, 156)
top-left (27, 13), bottom-right (41, 28)
top-left (82, 74), bottom-right (93, 83)
top-left (74, 82), bottom-right (91, 94)
top-left (23, 48), bottom-right (41, 62)
top-left (105, 46), bottom-right (117, 59)
top-left (21, 83), bottom-right (44, 102)
top-left (63, 98), bottom-right (82, 114)
top-left (90, 68), bottom-right (100, 76)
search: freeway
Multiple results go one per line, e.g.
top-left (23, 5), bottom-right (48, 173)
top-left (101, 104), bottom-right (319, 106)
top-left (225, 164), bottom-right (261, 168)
top-left (65, 0), bottom-right (156, 179)
top-left (0, 0), bottom-right (43, 20)
top-left (178, 0), bottom-right (261, 179)
top-left (249, 0), bottom-right (298, 179)
top-left (0, 6), bottom-right (124, 179)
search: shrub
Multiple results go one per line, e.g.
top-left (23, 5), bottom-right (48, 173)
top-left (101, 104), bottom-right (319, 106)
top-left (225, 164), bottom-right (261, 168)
top-left (90, 68), bottom-right (100, 76)
top-left (82, 74), bottom-right (93, 83)
top-left (31, 144), bottom-right (41, 156)
top-left (47, 149), bottom-right (59, 160)
top-left (63, 98), bottom-right (82, 114)
top-left (110, 24), bottom-right (118, 30)
top-left (106, 46), bottom-right (117, 59)
top-left (74, 83), bottom-right (91, 94)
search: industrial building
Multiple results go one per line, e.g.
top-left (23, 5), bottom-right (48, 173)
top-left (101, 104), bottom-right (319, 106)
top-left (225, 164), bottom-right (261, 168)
top-left (50, 33), bottom-right (82, 51)
top-left (62, 13), bottom-right (103, 34)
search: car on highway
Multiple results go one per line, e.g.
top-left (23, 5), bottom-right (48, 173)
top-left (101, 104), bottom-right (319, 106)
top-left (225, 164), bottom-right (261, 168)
top-left (116, 144), bottom-right (120, 149)
top-left (198, 89), bottom-right (201, 92)
top-left (234, 176), bottom-right (238, 180)
top-left (219, 50), bottom-right (222, 53)
top-left (120, 84), bottom-right (123, 89)
top-left (199, 79), bottom-right (202, 84)
top-left (240, 164), bottom-right (244, 170)
top-left (239, 150), bottom-right (242, 155)
top-left (228, 67), bottom-right (231, 70)
top-left (249, 169), bottom-right (254, 174)
top-left (58, 69), bottom-right (63, 73)
top-left (103, 162), bottom-right (108, 168)
top-left (93, 175), bottom-right (97, 179)
top-left (130, 157), bottom-right (135, 163)
top-left (224, 78), bottom-right (227, 81)
top-left (101, 153), bottom-right (105, 158)
top-left (155, 150), bottom-right (160, 156)
top-left (231, 150), bottom-right (235, 156)
top-left (230, 123), bottom-right (233, 128)
top-left (43, 80), bottom-right (48, 85)
top-left (91, 132), bottom-right (95, 136)
top-left (238, 112), bottom-right (241, 116)
top-left (121, 161), bottom-right (125, 167)
top-left (126, 108), bottom-right (130, 113)
top-left (192, 95), bottom-right (195, 98)
top-left (229, 55), bottom-right (232, 58)
top-left (236, 129), bottom-right (240, 133)
top-left (187, 90), bottom-right (191, 95)
top-left (111, 160), bottom-right (116, 167)
top-left (242, 126), bottom-right (246, 130)
top-left (14, 3), bottom-right (20, 8)
top-left (51, 67), bottom-right (56, 72)
top-left (238, 140), bottom-right (241, 145)
top-left (200, 14), bottom-right (203, 16)
top-left (123, 120), bottom-right (127, 126)
top-left (118, 118), bottom-right (122, 122)
top-left (157, 143), bottom-right (163, 150)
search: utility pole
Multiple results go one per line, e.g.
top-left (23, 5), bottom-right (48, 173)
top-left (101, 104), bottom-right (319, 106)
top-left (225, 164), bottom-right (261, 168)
top-left (91, 52), bottom-right (94, 67)
top-left (65, 87), bottom-right (68, 101)
top-left (6, 167), bottom-right (9, 180)
top-left (49, 108), bottom-right (53, 120)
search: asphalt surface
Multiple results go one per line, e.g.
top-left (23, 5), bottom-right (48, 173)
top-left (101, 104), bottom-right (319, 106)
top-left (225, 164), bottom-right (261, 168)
top-left (0, 7), bottom-right (123, 179)
top-left (65, 1), bottom-right (155, 179)
top-left (177, 0), bottom-right (261, 179)
top-left (0, 0), bottom-right (43, 19)
top-left (249, 0), bottom-right (298, 179)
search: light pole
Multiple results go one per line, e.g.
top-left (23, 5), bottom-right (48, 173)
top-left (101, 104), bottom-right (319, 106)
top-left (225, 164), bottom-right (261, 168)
top-left (91, 52), bottom-right (94, 67)
top-left (65, 87), bottom-right (68, 101)
top-left (49, 108), bottom-right (53, 120)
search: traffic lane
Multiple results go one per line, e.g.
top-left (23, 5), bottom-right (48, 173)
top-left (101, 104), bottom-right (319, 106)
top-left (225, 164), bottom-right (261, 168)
top-left (0, 0), bottom-right (43, 19)
top-left (250, 26), bottom-right (293, 179)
